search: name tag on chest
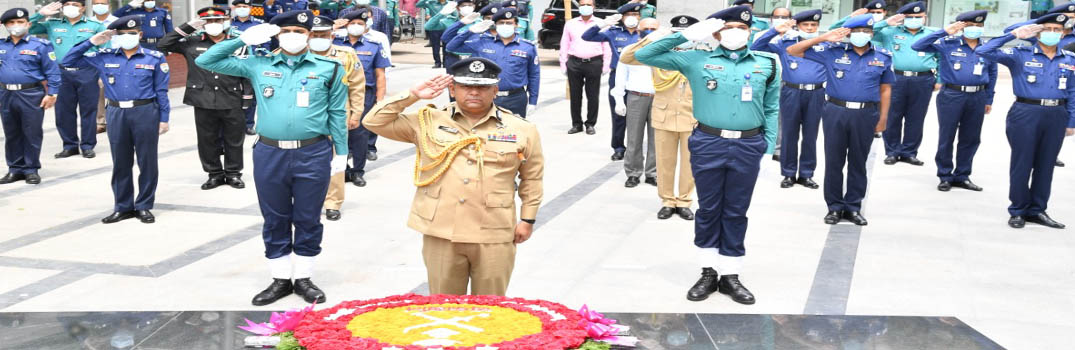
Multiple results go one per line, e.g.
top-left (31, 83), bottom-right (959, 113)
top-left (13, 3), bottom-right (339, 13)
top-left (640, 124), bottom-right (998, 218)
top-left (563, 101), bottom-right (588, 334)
top-left (894, 35), bottom-right (907, 40)
top-left (54, 28), bottom-right (68, 33)
top-left (482, 49), bottom-right (496, 54)
top-left (78, 28), bottom-right (95, 33)
top-left (704, 64), bottom-right (724, 71)
top-left (262, 71), bottom-right (283, 78)
top-left (835, 57), bottom-right (852, 65)
top-left (196, 47), bottom-right (208, 51)
top-left (104, 63), bottom-right (121, 68)
top-left (356, 51), bottom-right (373, 56)
top-left (1025, 61), bottom-right (1044, 68)
top-left (950, 52), bottom-right (967, 57)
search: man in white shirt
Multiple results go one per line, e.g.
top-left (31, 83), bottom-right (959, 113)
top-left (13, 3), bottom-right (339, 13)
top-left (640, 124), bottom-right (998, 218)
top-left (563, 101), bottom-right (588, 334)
top-left (612, 17), bottom-right (659, 188)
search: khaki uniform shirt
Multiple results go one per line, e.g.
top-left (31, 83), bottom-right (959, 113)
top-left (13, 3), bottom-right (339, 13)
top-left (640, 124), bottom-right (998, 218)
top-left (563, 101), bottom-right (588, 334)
top-left (620, 36), bottom-right (698, 133)
top-left (364, 92), bottom-right (545, 244)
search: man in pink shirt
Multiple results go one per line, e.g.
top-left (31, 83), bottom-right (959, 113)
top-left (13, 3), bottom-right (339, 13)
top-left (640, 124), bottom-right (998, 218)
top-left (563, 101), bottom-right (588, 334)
top-left (559, 0), bottom-right (612, 135)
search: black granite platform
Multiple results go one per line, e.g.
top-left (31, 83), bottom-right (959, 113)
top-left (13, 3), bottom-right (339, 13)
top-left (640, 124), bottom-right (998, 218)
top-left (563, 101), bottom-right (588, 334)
top-left (0, 312), bottom-right (1005, 349)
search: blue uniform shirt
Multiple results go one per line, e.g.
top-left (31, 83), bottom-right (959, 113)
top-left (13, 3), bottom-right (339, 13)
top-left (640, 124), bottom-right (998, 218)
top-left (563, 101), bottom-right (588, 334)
top-left (803, 42), bottom-right (896, 103)
top-left (62, 39), bottom-right (171, 122)
top-left (580, 25), bottom-right (638, 70)
top-left (441, 20), bottom-right (476, 57)
top-left (1003, 20), bottom-right (1075, 49)
top-left (912, 30), bottom-right (998, 104)
top-left (446, 30), bottom-right (540, 104)
top-left (232, 16), bottom-right (264, 32)
top-left (333, 37), bottom-right (390, 87)
top-left (0, 36), bottom-right (62, 93)
top-left (977, 33), bottom-right (1075, 127)
top-left (112, 6), bottom-right (173, 39)
top-left (751, 29), bottom-right (826, 85)
top-left (27, 14), bottom-right (105, 62)
top-left (874, 21), bottom-right (939, 73)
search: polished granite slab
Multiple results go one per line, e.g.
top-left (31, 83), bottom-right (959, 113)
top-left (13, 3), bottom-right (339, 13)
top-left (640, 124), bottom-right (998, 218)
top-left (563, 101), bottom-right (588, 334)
top-left (0, 311), bottom-right (1005, 350)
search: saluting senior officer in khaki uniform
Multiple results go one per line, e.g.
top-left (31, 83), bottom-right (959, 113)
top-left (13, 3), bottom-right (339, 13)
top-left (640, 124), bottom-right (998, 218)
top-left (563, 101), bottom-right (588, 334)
top-left (364, 57), bottom-right (544, 296)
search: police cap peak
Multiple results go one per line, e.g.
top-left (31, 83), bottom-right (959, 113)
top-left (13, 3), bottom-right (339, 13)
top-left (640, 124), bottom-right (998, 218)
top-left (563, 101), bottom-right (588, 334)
top-left (865, 0), bottom-right (886, 9)
top-left (670, 15), bottom-right (699, 28)
top-left (109, 15), bottom-right (143, 30)
top-left (732, 0), bottom-right (754, 5)
top-left (897, 1), bottom-right (925, 15)
top-left (233, 0), bottom-right (253, 5)
top-left (793, 9), bottom-right (823, 23)
top-left (479, 3), bottom-right (501, 16)
top-left (617, 3), bottom-right (642, 14)
top-left (269, 10), bottom-right (314, 29)
top-left (842, 13), bottom-right (875, 29)
top-left (450, 57), bottom-right (501, 86)
top-left (197, 6), bottom-right (230, 19)
top-left (1035, 12), bottom-right (1069, 25)
top-left (1048, 2), bottom-right (1075, 14)
top-left (492, 8), bottom-right (517, 22)
top-left (955, 10), bottom-right (987, 24)
top-left (707, 5), bottom-right (752, 25)
top-left (342, 7), bottom-right (371, 21)
top-left (1, 8), bottom-right (30, 23)
top-left (312, 15), bottom-right (334, 29)
top-left (499, 0), bottom-right (517, 7)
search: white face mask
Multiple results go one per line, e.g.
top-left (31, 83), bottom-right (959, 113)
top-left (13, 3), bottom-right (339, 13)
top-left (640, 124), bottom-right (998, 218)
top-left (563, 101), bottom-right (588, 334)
top-left (355, 0), bottom-right (370, 5)
top-left (623, 16), bottom-right (639, 28)
top-left (234, 7), bottom-right (251, 17)
top-left (458, 6), bottom-right (474, 16)
top-left (278, 32), bottom-right (309, 53)
top-left (5, 24), bottom-right (27, 36)
top-left (772, 18), bottom-right (787, 28)
top-left (309, 37), bottom-right (332, 51)
top-left (347, 24), bottom-right (365, 36)
top-left (204, 22), bottom-right (225, 36)
top-left (92, 4), bottom-right (110, 15)
top-left (62, 5), bottom-right (83, 18)
top-left (333, 28), bottom-right (347, 37)
top-left (799, 30), bottom-right (819, 39)
top-left (144, 1), bottom-right (156, 9)
top-left (496, 24), bottom-right (515, 38)
top-left (871, 13), bottom-right (884, 22)
top-left (578, 5), bottom-right (594, 16)
top-left (113, 33), bottom-right (140, 49)
top-left (719, 28), bottom-right (749, 50)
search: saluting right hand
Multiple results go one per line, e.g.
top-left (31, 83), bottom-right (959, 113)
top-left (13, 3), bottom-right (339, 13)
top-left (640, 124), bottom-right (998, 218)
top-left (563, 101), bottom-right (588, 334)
top-left (333, 18), bottom-right (348, 30)
top-left (130, 0), bottom-right (144, 8)
top-left (439, 1), bottom-right (456, 15)
top-left (823, 28), bottom-right (850, 42)
top-left (945, 21), bottom-right (966, 35)
top-left (682, 18), bottom-right (724, 42)
top-left (187, 19), bottom-right (206, 31)
top-left (39, 2), bottom-right (62, 16)
top-left (1012, 24), bottom-right (1044, 39)
top-left (459, 12), bottom-right (481, 25)
top-left (90, 30), bottom-right (115, 46)
top-left (775, 19), bottom-right (796, 34)
top-left (469, 19), bottom-right (493, 33)
top-left (410, 74), bottom-right (453, 99)
top-left (885, 14), bottom-right (905, 26)
top-left (850, 8), bottom-right (869, 17)
top-left (601, 14), bottom-right (622, 28)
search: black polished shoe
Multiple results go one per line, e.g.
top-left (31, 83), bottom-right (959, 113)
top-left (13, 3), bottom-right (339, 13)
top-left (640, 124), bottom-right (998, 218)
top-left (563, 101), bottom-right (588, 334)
top-left (1057, 160), bottom-right (1066, 167)
top-left (351, 174), bottom-right (367, 187)
top-left (24, 173), bottom-right (40, 185)
top-left (610, 151), bottom-right (624, 161)
top-left (293, 278), bottom-right (327, 304)
top-left (883, 156), bottom-right (899, 165)
top-left (718, 275), bottom-right (756, 305)
top-left (824, 211), bottom-right (842, 225)
top-left (796, 177), bottom-right (819, 189)
top-left (899, 156), bottom-right (925, 166)
top-left (252, 279), bottom-right (293, 306)
top-left (874, 133), bottom-right (882, 138)
top-left (136, 210), bottom-right (155, 223)
top-left (780, 176), bottom-right (795, 188)
top-left (82, 149), bottom-right (96, 158)
top-left (657, 207), bottom-right (675, 220)
top-left (201, 176), bottom-right (226, 190)
top-left (938, 181), bottom-right (952, 192)
top-left (432, 63), bottom-right (442, 68)
top-left (686, 267), bottom-right (720, 301)
top-left (1025, 213), bottom-right (1065, 229)
top-left (101, 211), bottom-right (137, 224)
top-left (245, 127), bottom-right (256, 136)
top-left (952, 180), bottom-right (982, 191)
top-left (676, 207), bottom-right (694, 221)
top-left (771, 153), bottom-right (780, 161)
top-left (1008, 216), bottom-right (1026, 229)
top-left (843, 211), bottom-right (868, 226)
top-left (0, 173), bottom-right (26, 184)
top-left (567, 126), bottom-right (583, 134)
top-left (625, 176), bottom-right (640, 188)
top-left (644, 177), bottom-right (657, 186)
top-left (326, 209), bottom-right (341, 221)
top-left (226, 175), bottom-right (245, 189)
top-left (54, 148), bottom-right (79, 158)
top-left (585, 125), bottom-right (596, 135)
top-left (367, 150), bottom-right (378, 161)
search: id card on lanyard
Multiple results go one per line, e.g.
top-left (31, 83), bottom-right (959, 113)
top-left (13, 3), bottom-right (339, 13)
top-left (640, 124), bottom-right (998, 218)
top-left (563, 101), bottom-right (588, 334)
top-left (741, 73), bottom-right (753, 102)
top-left (297, 79), bottom-right (310, 107)
top-left (973, 58), bottom-right (984, 76)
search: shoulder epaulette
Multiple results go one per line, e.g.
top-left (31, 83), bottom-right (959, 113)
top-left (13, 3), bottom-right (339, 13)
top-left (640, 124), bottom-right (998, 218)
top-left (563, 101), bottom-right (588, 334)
top-left (499, 106), bottom-right (528, 122)
top-left (310, 53), bottom-right (343, 67)
top-left (30, 37), bottom-right (51, 45)
top-left (85, 17), bottom-right (103, 24)
top-left (519, 38), bottom-right (535, 45)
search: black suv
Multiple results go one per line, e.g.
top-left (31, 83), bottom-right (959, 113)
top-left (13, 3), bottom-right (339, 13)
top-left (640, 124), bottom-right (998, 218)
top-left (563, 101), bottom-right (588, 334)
top-left (538, 0), bottom-right (654, 49)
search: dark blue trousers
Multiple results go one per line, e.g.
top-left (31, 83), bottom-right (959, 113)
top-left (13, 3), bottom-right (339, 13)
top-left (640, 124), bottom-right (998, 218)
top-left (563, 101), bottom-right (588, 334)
top-left (105, 103), bottom-right (160, 212)
top-left (0, 88), bottom-right (45, 175)
top-left (689, 130), bottom-right (766, 257)
top-left (778, 86), bottom-right (823, 178)
top-left (1006, 103), bottom-right (1067, 216)
top-left (494, 88), bottom-right (528, 118)
top-left (253, 138), bottom-right (332, 259)
top-left (934, 88), bottom-right (987, 182)
top-left (883, 74), bottom-right (934, 157)
top-left (245, 98), bottom-right (257, 129)
top-left (56, 68), bottom-right (101, 151)
top-left (822, 102), bottom-right (879, 212)
top-left (427, 29), bottom-right (444, 66)
top-left (347, 87), bottom-right (377, 177)
top-left (608, 68), bottom-right (626, 153)
top-left (444, 53), bottom-right (460, 74)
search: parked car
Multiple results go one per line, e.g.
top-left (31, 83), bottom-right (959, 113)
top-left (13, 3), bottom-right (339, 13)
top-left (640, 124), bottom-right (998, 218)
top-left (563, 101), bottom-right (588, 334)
top-left (538, 0), bottom-right (651, 49)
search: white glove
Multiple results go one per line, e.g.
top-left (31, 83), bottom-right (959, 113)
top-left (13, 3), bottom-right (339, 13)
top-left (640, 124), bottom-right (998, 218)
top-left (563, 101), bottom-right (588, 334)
top-left (240, 23), bottom-right (279, 45)
top-left (682, 18), bottom-right (724, 42)
top-left (614, 99), bottom-right (626, 116)
top-left (331, 156), bottom-right (347, 175)
top-left (129, 0), bottom-right (143, 8)
top-left (39, 2), bottom-right (62, 16)
top-left (439, 1), bottom-right (456, 15)
top-left (601, 14), bottom-right (622, 28)
top-left (460, 12), bottom-right (481, 25)
top-left (526, 104), bottom-right (537, 116)
top-left (469, 19), bottom-right (493, 34)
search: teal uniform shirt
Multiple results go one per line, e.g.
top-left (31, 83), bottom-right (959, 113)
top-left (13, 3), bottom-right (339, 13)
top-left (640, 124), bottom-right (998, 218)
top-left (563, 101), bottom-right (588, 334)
top-left (635, 32), bottom-right (780, 153)
top-left (423, 11), bottom-right (457, 31)
top-left (874, 21), bottom-right (939, 73)
top-left (195, 38), bottom-right (349, 155)
top-left (28, 14), bottom-right (104, 61)
top-left (641, 4), bottom-right (656, 18)
top-left (386, 0), bottom-right (400, 26)
top-left (517, 17), bottom-right (535, 41)
top-left (417, 0), bottom-right (446, 17)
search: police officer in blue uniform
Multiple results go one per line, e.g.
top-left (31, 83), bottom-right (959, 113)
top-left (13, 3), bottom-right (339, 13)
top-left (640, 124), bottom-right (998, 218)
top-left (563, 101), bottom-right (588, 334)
top-left (582, 3), bottom-right (641, 161)
top-left (788, 14), bottom-right (894, 226)
top-left (440, 2), bottom-right (500, 65)
top-left (874, 1), bottom-right (937, 166)
top-left (977, 14), bottom-right (1075, 229)
top-left (445, 8), bottom-right (539, 118)
top-left (334, 7), bottom-right (390, 186)
top-left (112, 0), bottom-right (172, 51)
top-left (752, 9), bottom-right (825, 189)
top-left (63, 15), bottom-right (171, 224)
top-left (911, 10), bottom-right (997, 192)
top-left (0, 8), bottom-right (62, 185)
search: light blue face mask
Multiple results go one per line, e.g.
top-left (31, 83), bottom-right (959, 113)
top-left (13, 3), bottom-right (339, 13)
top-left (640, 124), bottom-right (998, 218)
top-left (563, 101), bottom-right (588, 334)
top-left (962, 26), bottom-right (984, 39)
top-left (904, 17), bottom-right (924, 29)
top-left (799, 31), bottom-right (819, 39)
top-left (849, 32), bottom-right (872, 47)
top-left (1040, 31), bottom-right (1063, 46)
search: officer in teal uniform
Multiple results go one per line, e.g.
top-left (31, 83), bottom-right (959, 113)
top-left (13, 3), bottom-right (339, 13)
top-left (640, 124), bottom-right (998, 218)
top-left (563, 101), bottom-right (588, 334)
top-left (195, 10), bottom-right (349, 306)
top-left (636, 5), bottom-right (779, 306)
top-left (873, 1), bottom-right (937, 166)
top-left (416, 0), bottom-right (447, 65)
top-left (28, 1), bottom-right (105, 159)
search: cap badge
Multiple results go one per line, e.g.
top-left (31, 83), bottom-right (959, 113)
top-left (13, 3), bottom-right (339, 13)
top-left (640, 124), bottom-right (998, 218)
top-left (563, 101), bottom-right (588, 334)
top-left (679, 17), bottom-right (688, 24)
top-left (17, 10), bottom-right (24, 17)
top-left (976, 16), bottom-right (983, 22)
top-left (297, 12), bottom-right (308, 23)
top-left (814, 14), bottom-right (820, 20)
top-left (740, 11), bottom-right (750, 21)
top-left (913, 6), bottom-right (920, 12)
top-left (128, 19), bottom-right (136, 27)
top-left (1062, 14), bottom-right (1068, 21)
top-left (470, 61), bottom-right (485, 72)
top-left (506, 12), bottom-right (512, 18)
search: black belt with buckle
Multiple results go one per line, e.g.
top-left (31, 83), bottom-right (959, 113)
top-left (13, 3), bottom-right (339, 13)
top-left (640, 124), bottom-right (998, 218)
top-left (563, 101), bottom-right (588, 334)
top-left (570, 55), bottom-right (600, 63)
top-left (696, 123), bottom-right (763, 139)
top-left (106, 98), bottom-right (156, 108)
top-left (1, 83), bottom-right (43, 91)
top-left (826, 96), bottom-right (878, 110)
top-left (894, 69), bottom-right (934, 77)
top-left (945, 84), bottom-right (987, 93)
top-left (1016, 97), bottom-right (1066, 107)
top-left (258, 135), bottom-right (327, 149)
top-left (59, 65), bottom-right (80, 72)
top-left (783, 82), bottom-right (821, 91)
top-left (496, 88), bottom-right (525, 97)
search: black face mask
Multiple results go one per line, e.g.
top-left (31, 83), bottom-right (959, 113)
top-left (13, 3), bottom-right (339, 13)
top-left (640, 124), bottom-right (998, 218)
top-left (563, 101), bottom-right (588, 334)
top-left (640, 29), bottom-right (654, 37)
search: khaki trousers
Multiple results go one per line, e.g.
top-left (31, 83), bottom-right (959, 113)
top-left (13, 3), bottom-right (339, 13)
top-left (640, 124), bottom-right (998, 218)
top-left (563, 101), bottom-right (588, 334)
top-left (322, 141), bottom-right (346, 210)
top-left (422, 235), bottom-right (516, 296)
top-left (654, 128), bottom-right (695, 208)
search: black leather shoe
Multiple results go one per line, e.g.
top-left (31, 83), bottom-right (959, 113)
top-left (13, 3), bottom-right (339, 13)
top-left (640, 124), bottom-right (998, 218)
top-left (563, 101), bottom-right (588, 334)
top-left (843, 211), bottom-right (868, 226)
top-left (1057, 160), bottom-right (1066, 167)
top-left (24, 173), bottom-right (40, 184)
top-left (432, 63), bottom-right (442, 68)
top-left (54, 148), bottom-right (79, 158)
top-left (585, 125), bottom-right (596, 135)
top-left (1025, 213), bottom-right (1065, 229)
top-left (102, 211), bottom-right (137, 224)
top-left (252, 279), bottom-right (293, 306)
top-left (326, 209), bottom-right (341, 221)
top-left (245, 127), bottom-right (256, 136)
top-left (367, 151), bottom-right (378, 161)
top-left (718, 275), bottom-right (756, 305)
top-left (1008, 216), bottom-right (1026, 229)
top-left (657, 207), bottom-right (675, 220)
top-left (796, 177), bottom-right (819, 189)
top-left (0, 173), bottom-right (25, 184)
top-left (874, 133), bottom-right (881, 138)
top-left (226, 175), bottom-right (245, 189)
top-left (625, 176), bottom-right (640, 188)
top-left (610, 151), bottom-right (624, 161)
top-left (938, 181), bottom-right (952, 192)
top-left (644, 177), bottom-right (657, 186)
top-left (351, 174), bottom-right (366, 187)
top-left (780, 176), bottom-right (795, 188)
top-left (82, 149), bottom-right (95, 158)
top-left (824, 211), bottom-right (842, 225)
top-left (136, 210), bottom-right (155, 223)
top-left (899, 156), bottom-right (925, 166)
top-left (201, 176), bottom-right (226, 190)
top-left (567, 126), bottom-right (583, 134)
top-left (883, 156), bottom-right (899, 165)
top-left (952, 180), bottom-right (982, 191)
top-left (676, 207), bottom-right (694, 221)
top-left (686, 267), bottom-right (720, 301)
top-left (771, 154), bottom-right (780, 161)
top-left (293, 278), bottom-right (327, 304)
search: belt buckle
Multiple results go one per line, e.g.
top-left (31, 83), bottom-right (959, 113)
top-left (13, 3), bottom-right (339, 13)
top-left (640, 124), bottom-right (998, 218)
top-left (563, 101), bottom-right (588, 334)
top-left (279, 140), bottom-right (300, 149)
top-left (804, 84), bottom-right (816, 90)
top-left (966, 86), bottom-right (979, 92)
top-left (902, 71), bottom-right (914, 77)
top-left (847, 101), bottom-right (864, 109)
top-left (65, 67), bottom-right (78, 71)
top-left (1044, 99), bottom-right (1060, 107)
top-left (496, 91), bottom-right (509, 96)
top-left (118, 100), bottom-right (135, 108)
top-left (720, 130), bottom-right (742, 139)
top-left (4, 84), bottom-right (17, 90)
